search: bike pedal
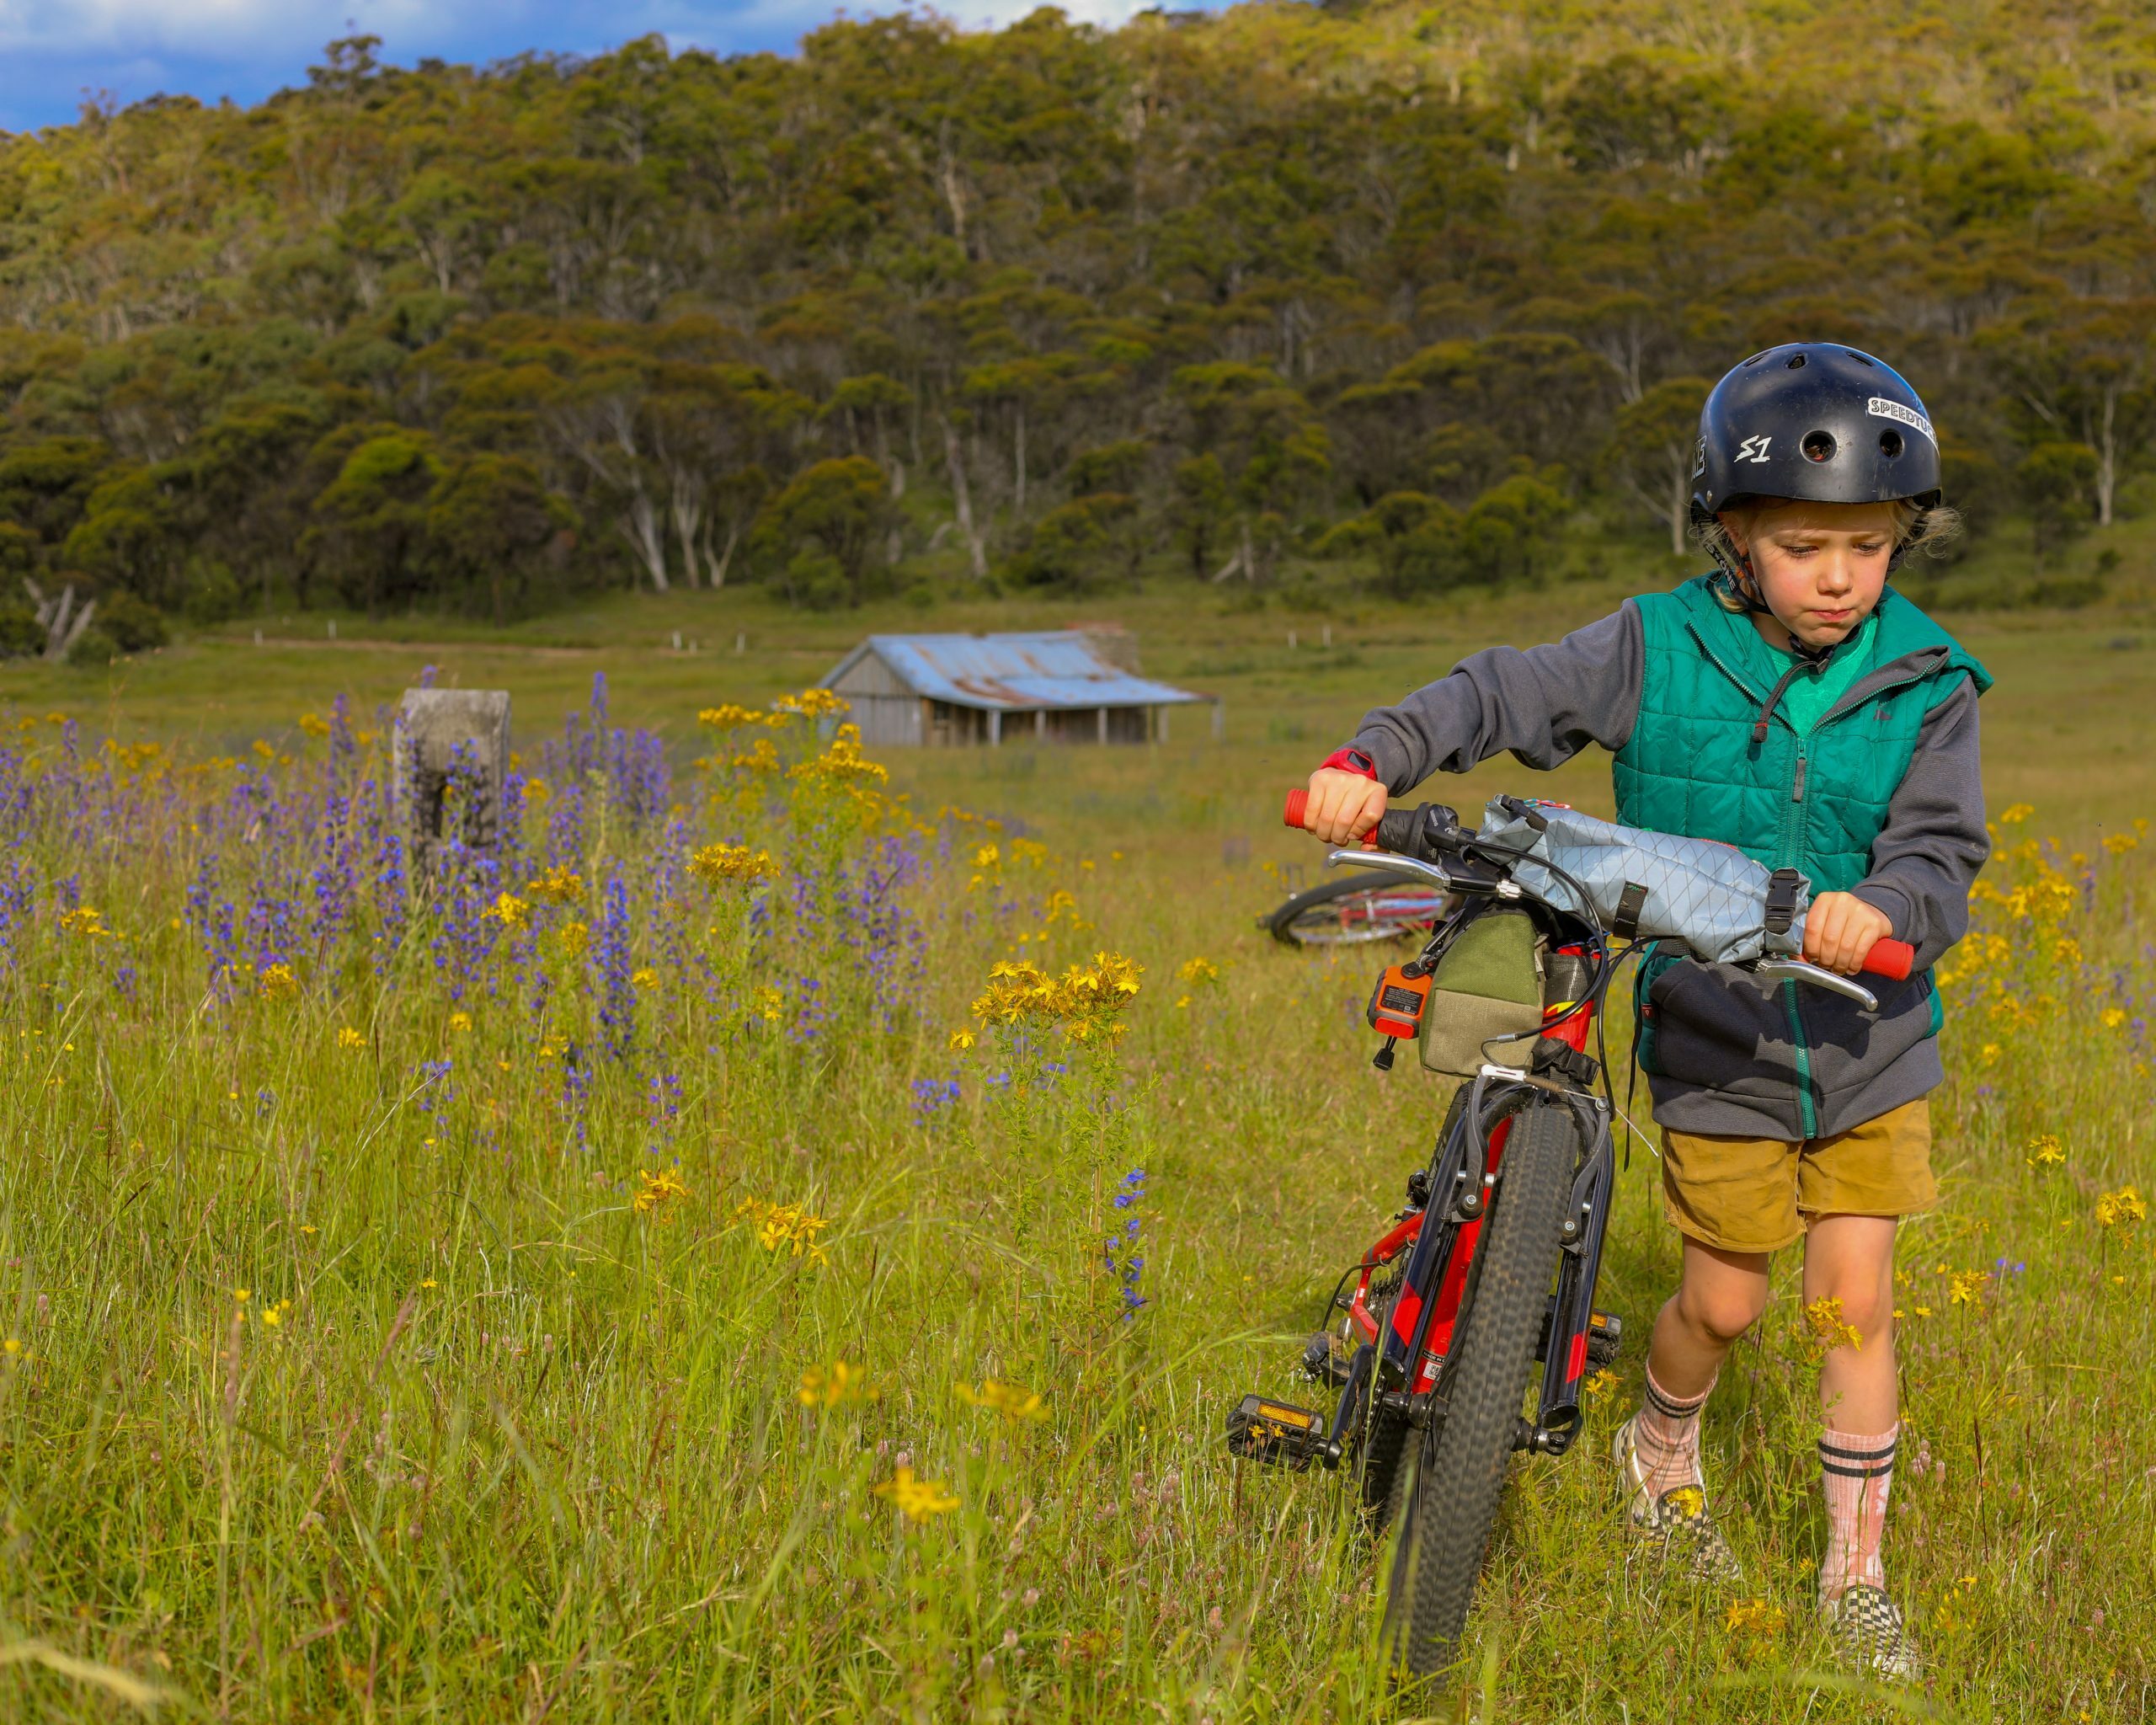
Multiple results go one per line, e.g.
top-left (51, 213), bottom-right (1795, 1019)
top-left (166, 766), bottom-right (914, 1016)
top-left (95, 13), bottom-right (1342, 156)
top-left (1225, 1394), bottom-right (1326, 1471)
top-left (1587, 1310), bottom-right (1623, 1367)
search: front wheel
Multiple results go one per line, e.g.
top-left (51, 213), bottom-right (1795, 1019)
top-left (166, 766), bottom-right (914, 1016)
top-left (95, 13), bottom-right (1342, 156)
top-left (1262, 871), bottom-right (1451, 947)
top-left (1380, 1099), bottom-right (1578, 1680)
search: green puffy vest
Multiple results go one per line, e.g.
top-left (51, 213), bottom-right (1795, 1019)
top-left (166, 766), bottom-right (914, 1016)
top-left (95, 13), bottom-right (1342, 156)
top-left (1613, 577), bottom-right (1991, 893)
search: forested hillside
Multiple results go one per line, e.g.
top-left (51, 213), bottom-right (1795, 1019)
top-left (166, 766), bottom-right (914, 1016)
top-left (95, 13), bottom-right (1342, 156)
top-left (3, 0), bottom-right (2153, 651)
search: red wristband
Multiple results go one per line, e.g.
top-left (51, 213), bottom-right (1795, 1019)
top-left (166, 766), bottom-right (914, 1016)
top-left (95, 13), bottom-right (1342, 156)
top-left (1320, 746), bottom-right (1379, 781)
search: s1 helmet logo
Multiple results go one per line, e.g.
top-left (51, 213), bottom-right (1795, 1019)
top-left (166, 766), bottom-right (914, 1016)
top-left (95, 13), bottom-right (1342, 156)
top-left (1736, 435), bottom-right (1773, 463)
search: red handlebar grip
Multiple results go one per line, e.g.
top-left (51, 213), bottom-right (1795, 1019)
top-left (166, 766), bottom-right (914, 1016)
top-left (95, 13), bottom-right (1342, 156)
top-left (1862, 939), bottom-right (1914, 981)
top-left (1283, 789), bottom-right (1309, 830)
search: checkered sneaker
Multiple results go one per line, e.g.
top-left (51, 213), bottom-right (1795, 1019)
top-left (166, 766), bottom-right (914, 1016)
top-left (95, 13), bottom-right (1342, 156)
top-left (1610, 1413), bottom-right (1745, 1588)
top-left (1822, 1583), bottom-right (1920, 1681)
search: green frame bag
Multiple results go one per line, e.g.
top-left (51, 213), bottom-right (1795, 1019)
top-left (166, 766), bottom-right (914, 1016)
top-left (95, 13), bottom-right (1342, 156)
top-left (1417, 903), bottom-right (1547, 1079)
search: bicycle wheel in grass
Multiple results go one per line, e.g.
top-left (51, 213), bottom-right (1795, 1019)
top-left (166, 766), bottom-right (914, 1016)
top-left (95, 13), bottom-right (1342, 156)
top-left (1262, 871), bottom-right (1452, 947)
top-left (1358, 1086), bottom-right (1471, 1531)
top-left (1380, 1099), bottom-right (1579, 1680)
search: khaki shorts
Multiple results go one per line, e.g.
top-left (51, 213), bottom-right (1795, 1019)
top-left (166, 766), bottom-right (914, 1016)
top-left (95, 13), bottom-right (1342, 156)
top-left (1660, 1100), bottom-right (1935, 1255)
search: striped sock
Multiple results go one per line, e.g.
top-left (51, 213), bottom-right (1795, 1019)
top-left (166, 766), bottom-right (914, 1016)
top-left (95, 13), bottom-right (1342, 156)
top-left (1818, 1424), bottom-right (1897, 1602)
top-left (1633, 1363), bottom-right (1712, 1499)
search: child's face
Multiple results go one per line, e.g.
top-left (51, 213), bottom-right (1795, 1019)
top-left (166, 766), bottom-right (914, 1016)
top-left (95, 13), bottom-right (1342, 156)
top-left (1720, 500), bottom-right (1897, 651)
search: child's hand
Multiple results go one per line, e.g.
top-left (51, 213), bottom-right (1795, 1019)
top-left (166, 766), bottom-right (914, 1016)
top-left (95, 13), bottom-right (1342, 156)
top-left (1803, 891), bottom-right (1894, 976)
top-left (1301, 768), bottom-right (1388, 845)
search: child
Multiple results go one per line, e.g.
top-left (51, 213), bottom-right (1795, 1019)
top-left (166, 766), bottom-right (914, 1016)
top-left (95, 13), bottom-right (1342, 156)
top-left (1298, 344), bottom-right (1989, 1680)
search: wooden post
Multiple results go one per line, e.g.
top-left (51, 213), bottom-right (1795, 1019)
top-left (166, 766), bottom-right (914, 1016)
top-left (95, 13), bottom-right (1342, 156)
top-left (1097, 707), bottom-right (1108, 745)
top-left (990, 709), bottom-right (1001, 746)
top-left (1159, 705), bottom-right (1169, 744)
top-left (1034, 708), bottom-right (1046, 742)
top-left (1212, 701), bottom-right (1225, 741)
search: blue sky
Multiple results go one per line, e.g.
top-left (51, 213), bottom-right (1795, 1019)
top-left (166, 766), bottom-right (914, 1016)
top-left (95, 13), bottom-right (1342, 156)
top-left (0, 0), bottom-right (1194, 133)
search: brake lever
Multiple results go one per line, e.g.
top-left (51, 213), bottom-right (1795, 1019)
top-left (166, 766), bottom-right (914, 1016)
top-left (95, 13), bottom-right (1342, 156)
top-left (1325, 849), bottom-right (1454, 890)
top-left (1752, 956), bottom-right (1878, 1012)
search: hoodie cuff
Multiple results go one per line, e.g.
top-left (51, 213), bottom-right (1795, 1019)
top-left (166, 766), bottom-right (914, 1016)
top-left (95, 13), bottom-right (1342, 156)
top-left (1849, 881), bottom-right (1913, 944)
top-left (1319, 745), bottom-right (1380, 781)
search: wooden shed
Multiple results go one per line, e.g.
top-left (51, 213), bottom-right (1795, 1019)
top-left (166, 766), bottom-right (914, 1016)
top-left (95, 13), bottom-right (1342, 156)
top-left (823, 631), bottom-right (1217, 748)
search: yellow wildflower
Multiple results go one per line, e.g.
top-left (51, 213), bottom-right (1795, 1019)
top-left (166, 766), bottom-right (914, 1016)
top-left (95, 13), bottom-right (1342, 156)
top-left (1582, 1369), bottom-right (1619, 1398)
top-left (954, 1380), bottom-right (1049, 1422)
top-left (58, 905), bottom-right (109, 938)
top-left (948, 1028), bottom-right (975, 1051)
top-left (2028, 1134), bottom-right (2066, 1167)
top-left (2100, 1007), bottom-right (2127, 1029)
top-left (873, 1466), bottom-right (958, 1522)
top-left (735, 1198), bottom-right (830, 1262)
top-left (750, 985), bottom-right (784, 1023)
top-left (527, 865), bottom-right (583, 904)
top-left (1177, 955), bottom-right (1221, 985)
top-left (689, 842), bottom-right (779, 885)
top-left (2102, 831), bottom-right (2137, 855)
top-left (697, 703), bottom-right (782, 731)
top-left (338, 1027), bottom-right (366, 1050)
top-left (631, 967), bottom-right (659, 990)
top-left (523, 778), bottom-right (552, 806)
top-left (1947, 1269), bottom-right (1988, 1307)
top-left (633, 1167), bottom-right (690, 1220)
top-left (486, 892), bottom-right (531, 932)
top-left (448, 1011), bottom-right (472, 1033)
top-left (3, 1338), bottom-right (21, 1357)
top-left (772, 687), bottom-right (850, 718)
top-left (251, 739), bottom-right (275, 761)
top-left (1801, 1295), bottom-right (1862, 1353)
top-left (790, 724), bottom-right (889, 788)
top-left (557, 922), bottom-right (590, 959)
top-left (257, 964), bottom-right (298, 1000)
top-left (973, 842), bottom-right (1001, 870)
top-left (799, 1360), bottom-right (878, 1409)
top-left (2096, 1186), bottom-right (2147, 1229)
top-left (297, 712), bottom-right (331, 739)
top-left (1999, 803), bottom-right (2034, 825)
top-left (1724, 1599), bottom-right (1786, 1636)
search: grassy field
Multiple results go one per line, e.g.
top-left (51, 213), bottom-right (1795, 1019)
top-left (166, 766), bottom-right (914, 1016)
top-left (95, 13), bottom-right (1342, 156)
top-left (0, 566), bottom-right (2153, 1722)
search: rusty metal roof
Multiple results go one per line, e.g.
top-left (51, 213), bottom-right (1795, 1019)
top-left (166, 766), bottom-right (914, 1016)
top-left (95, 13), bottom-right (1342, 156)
top-left (824, 633), bottom-right (1209, 713)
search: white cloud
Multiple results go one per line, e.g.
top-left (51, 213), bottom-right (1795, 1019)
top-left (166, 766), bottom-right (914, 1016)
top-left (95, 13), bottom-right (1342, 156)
top-left (0, 0), bottom-right (443, 56)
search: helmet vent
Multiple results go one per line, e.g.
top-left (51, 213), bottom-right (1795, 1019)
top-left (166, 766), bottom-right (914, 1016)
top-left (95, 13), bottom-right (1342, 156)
top-left (1801, 430), bottom-right (1838, 462)
top-left (1879, 429), bottom-right (1905, 459)
top-left (1785, 353), bottom-right (1808, 370)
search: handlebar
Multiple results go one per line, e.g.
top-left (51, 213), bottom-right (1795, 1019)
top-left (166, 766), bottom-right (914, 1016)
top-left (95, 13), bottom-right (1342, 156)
top-left (1286, 788), bottom-right (1915, 981)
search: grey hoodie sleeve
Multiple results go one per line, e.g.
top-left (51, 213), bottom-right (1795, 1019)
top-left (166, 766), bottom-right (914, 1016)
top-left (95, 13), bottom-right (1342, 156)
top-left (1347, 602), bottom-right (1644, 793)
top-left (1848, 678), bottom-right (1989, 969)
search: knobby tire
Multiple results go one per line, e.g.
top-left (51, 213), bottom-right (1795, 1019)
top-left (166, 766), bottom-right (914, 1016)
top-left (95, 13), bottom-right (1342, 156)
top-left (1380, 1098), bottom-right (1578, 1680)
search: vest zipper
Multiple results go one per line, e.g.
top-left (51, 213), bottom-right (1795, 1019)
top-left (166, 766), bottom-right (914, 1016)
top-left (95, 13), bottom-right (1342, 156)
top-left (1792, 750), bottom-right (1807, 801)
top-left (1784, 979), bottom-right (1819, 1139)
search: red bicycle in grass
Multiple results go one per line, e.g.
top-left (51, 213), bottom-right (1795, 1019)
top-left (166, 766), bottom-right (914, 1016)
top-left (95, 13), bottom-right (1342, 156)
top-left (1229, 793), bottom-right (1914, 1677)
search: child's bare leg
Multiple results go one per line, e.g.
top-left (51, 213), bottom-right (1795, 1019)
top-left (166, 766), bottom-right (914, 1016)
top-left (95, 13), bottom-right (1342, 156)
top-left (1803, 1214), bottom-right (1898, 1428)
top-left (1802, 1214), bottom-right (1900, 1605)
top-left (1648, 1236), bottom-right (1770, 1396)
top-left (1625, 1238), bottom-right (1769, 1504)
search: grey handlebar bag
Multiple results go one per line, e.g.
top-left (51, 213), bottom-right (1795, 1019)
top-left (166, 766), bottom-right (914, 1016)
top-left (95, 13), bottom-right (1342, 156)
top-left (1416, 798), bottom-right (1816, 1080)
top-left (1475, 799), bottom-right (1810, 964)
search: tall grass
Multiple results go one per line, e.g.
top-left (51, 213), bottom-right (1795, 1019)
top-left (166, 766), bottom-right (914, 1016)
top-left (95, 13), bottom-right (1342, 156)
top-left (0, 697), bottom-right (2149, 1722)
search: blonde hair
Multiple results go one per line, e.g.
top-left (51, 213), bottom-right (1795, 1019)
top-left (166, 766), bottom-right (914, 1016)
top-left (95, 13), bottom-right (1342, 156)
top-left (1694, 498), bottom-right (1962, 601)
